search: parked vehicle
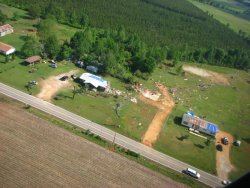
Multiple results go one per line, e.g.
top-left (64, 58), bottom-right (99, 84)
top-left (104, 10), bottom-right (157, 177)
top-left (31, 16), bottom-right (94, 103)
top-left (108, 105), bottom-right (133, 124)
top-left (216, 144), bottom-right (223, 151)
top-left (185, 168), bottom-right (200, 179)
top-left (222, 137), bottom-right (229, 145)
top-left (29, 80), bottom-right (38, 85)
top-left (222, 180), bottom-right (231, 185)
top-left (71, 74), bottom-right (77, 80)
top-left (60, 76), bottom-right (69, 81)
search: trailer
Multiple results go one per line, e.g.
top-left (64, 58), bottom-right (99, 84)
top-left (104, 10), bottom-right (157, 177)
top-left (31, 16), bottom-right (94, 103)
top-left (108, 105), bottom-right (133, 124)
top-left (181, 112), bottom-right (218, 136)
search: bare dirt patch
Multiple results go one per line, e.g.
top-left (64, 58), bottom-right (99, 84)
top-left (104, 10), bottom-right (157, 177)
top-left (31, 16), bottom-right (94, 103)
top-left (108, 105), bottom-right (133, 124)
top-left (183, 65), bottom-right (230, 85)
top-left (141, 83), bottom-right (175, 147)
top-left (0, 101), bottom-right (187, 188)
top-left (37, 70), bottom-right (78, 101)
top-left (215, 131), bottom-right (234, 180)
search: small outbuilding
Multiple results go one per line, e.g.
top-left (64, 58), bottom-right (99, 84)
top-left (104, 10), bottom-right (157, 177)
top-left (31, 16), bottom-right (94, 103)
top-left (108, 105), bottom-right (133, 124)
top-left (0, 24), bottom-right (13, 37)
top-left (25, 55), bottom-right (41, 65)
top-left (0, 42), bottom-right (16, 55)
top-left (79, 73), bottom-right (108, 91)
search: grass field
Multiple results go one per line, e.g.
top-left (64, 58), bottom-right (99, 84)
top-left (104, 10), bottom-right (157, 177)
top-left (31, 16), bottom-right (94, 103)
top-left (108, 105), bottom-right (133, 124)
top-left (189, 0), bottom-right (250, 35)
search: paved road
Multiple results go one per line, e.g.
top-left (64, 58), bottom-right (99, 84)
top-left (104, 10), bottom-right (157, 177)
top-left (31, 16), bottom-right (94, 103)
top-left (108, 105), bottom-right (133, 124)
top-left (0, 83), bottom-right (223, 187)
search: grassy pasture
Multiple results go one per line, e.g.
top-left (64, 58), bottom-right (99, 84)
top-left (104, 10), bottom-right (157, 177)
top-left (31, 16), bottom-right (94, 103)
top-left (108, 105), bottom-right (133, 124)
top-left (189, 0), bottom-right (250, 35)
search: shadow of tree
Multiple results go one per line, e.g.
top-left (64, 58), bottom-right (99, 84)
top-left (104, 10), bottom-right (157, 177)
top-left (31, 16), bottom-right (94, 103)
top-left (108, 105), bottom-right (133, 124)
top-left (174, 116), bottom-right (182, 125)
top-left (176, 134), bottom-right (189, 141)
top-left (242, 137), bottom-right (250, 144)
top-left (194, 143), bottom-right (205, 149)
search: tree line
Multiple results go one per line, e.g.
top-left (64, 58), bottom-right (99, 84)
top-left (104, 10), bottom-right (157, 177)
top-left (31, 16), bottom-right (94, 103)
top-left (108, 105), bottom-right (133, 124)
top-left (21, 18), bottom-right (250, 84)
top-left (1, 0), bottom-right (249, 50)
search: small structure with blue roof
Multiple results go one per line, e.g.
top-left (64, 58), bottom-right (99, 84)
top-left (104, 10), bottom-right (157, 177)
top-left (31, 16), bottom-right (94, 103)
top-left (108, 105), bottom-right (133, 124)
top-left (181, 111), bottom-right (218, 136)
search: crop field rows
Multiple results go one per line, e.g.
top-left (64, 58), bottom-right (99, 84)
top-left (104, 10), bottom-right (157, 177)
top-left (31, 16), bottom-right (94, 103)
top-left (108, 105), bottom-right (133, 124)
top-left (0, 102), bottom-right (186, 188)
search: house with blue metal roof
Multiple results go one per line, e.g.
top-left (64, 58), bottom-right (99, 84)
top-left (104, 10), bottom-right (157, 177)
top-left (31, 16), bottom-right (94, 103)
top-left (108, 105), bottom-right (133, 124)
top-left (181, 112), bottom-right (218, 136)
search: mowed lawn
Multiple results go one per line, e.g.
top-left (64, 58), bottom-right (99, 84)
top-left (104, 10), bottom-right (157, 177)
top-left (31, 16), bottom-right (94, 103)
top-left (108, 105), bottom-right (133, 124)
top-left (189, 0), bottom-right (250, 35)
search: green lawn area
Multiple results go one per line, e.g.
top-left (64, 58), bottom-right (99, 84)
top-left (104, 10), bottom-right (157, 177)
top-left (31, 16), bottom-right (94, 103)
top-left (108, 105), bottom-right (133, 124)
top-left (53, 87), bottom-right (157, 142)
top-left (189, 0), bottom-right (250, 35)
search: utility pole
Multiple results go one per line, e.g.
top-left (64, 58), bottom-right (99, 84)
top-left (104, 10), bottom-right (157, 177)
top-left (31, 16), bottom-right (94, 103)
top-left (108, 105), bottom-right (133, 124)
top-left (112, 133), bottom-right (116, 145)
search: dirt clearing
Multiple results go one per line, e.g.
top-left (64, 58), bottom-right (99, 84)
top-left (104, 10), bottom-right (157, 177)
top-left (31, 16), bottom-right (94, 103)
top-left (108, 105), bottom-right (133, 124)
top-left (0, 101), bottom-right (187, 188)
top-left (37, 70), bottom-right (78, 101)
top-left (183, 65), bottom-right (230, 85)
top-left (216, 131), bottom-right (234, 180)
top-left (141, 83), bottom-right (175, 147)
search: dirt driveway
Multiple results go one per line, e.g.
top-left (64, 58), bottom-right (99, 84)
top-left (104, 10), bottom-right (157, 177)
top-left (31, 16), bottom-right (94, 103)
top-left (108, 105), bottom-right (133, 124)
top-left (141, 83), bottom-right (175, 147)
top-left (216, 131), bottom-right (234, 180)
top-left (37, 70), bottom-right (78, 101)
top-left (183, 65), bottom-right (230, 85)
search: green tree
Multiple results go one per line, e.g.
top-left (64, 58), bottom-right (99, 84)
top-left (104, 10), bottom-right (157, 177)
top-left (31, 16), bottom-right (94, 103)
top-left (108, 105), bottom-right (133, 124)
top-left (12, 11), bottom-right (20, 21)
top-left (29, 4), bottom-right (41, 18)
top-left (37, 18), bottom-right (56, 42)
top-left (0, 10), bottom-right (7, 24)
top-left (58, 41), bottom-right (73, 60)
top-left (21, 36), bottom-right (42, 57)
top-left (44, 35), bottom-right (60, 59)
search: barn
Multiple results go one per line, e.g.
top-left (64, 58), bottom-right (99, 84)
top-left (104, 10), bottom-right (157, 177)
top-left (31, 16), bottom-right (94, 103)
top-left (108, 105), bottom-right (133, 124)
top-left (181, 111), bottom-right (218, 136)
top-left (0, 42), bottom-right (16, 55)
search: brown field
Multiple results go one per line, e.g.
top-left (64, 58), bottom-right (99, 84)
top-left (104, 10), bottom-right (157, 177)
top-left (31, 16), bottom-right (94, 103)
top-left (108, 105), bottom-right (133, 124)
top-left (0, 101), bottom-right (187, 188)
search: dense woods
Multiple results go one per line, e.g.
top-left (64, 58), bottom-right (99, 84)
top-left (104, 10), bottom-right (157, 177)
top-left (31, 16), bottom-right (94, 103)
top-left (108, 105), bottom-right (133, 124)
top-left (2, 0), bottom-right (249, 50)
top-left (1, 0), bottom-right (250, 75)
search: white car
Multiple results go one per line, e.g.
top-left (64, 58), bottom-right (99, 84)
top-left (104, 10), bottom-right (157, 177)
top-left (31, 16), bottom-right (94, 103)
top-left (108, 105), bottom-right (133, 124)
top-left (185, 168), bottom-right (200, 179)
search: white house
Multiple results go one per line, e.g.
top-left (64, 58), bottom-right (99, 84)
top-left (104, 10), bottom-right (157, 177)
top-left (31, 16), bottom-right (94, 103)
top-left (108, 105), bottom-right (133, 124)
top-left (79, 73), bottom-right (108, 90)
top-left (0, 42), bottom-right (16, 55)
top-left (0, 24), bottom-right (14, 37)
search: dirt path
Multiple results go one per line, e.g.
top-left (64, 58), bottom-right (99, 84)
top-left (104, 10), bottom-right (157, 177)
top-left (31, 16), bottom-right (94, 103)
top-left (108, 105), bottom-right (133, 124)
top-left (215, 131), bottom-right (234, 180)
top-left (37, 70), bottom-right (78, 101)
top-left (183, 65), bottom-right (230, 85)
top-left (141, 83), bottom-right (175, 147)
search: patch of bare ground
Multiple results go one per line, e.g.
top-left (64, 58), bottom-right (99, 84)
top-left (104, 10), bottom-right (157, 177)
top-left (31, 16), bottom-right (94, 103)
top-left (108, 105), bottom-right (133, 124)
top-left (183, 65), bottom-right (230, 85)
top-left (0, 102), bottom-right (187, 188)
top-left (215, 131), bottom-right (234, 180)
top-left (141, 83), bottom-right (175, 147)
top-left (37, 70), bottom-right (78, 101)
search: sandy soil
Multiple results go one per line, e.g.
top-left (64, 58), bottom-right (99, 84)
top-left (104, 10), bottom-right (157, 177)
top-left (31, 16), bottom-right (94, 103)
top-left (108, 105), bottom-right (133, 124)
top-left (37, 70), bottom-right (78, 101)
top-left (0, 101), bottom-right (187, 188)
top-left (183, 65), bottom-right (230, 85)
top-left (141, 83), bottom-right (175, 147)
top-left (215, 131), bottom-right (234, 180)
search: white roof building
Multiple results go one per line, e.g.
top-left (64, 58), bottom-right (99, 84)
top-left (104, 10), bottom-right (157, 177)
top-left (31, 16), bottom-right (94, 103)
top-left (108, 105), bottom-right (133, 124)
top-left (80, 73), bottom-right (108, 89)
top-left (0, 42), bottom-right (15, 55)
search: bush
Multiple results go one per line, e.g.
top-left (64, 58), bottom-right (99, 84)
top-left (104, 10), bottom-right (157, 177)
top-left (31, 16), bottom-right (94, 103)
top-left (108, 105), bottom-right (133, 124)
top-left (126, 149), bottom-right (140, 158)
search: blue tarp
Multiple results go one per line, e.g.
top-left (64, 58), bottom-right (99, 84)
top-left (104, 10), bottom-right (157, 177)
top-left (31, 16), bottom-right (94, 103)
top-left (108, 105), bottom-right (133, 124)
top-left (206, 123), bottom-right (218, 134)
